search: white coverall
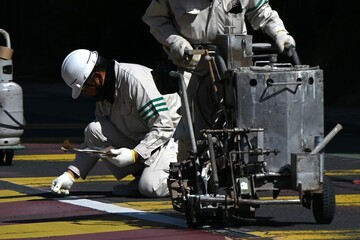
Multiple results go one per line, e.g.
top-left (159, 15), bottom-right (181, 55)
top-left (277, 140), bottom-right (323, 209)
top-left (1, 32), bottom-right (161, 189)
top-left (142, 0), bottom-right (291, 160)
top-left (68, 61), bottom-right (181, 197)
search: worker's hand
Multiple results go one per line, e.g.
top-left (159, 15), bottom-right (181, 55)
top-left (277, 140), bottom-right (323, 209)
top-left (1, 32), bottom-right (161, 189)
top-left (275, 31), bottom-right (296, 56)
top-left (169, 38), bottom-right (200, 69)
top-left (51, 172), bottom-right (75, 195)
top-left (106, 148), bottom-right (136, 167)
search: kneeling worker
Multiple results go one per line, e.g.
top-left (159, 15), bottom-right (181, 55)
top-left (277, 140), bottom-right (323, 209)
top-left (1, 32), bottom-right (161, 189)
top-left (51, 49), bottom-right (181, 197)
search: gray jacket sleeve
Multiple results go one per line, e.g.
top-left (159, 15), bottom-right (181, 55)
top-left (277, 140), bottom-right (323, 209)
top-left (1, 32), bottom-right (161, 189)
top-left (142, 0), bottom-right (184, 48)
top-left (245, 0), bottom-right (289, 39)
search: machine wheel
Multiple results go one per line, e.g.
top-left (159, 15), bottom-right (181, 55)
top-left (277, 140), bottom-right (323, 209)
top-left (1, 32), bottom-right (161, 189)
top-left (229, 205), bottom-right (257, 227)
top-left (185, 197), bottom-right (205, 228)
top-left (0, 149), bottom-right (14, 166)
top-left (5, 150), bottom-right (14, 165)
top-left (0, 150), bottom-right (4, 165)
top-left (185, 196), bottom-right (225, 228)
top-left (312, 176), bottom-right (335, 224)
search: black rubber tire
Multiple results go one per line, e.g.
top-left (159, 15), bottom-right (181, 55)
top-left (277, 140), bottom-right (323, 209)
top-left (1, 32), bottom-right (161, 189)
top-left (185, 198), bottom-right (205, 229)
top-left (5, 150), bottom-right (14, 165)
top-left (312, 176), bottom-right (336, 224)
top-left (0, 150), bottom-right (4, 165)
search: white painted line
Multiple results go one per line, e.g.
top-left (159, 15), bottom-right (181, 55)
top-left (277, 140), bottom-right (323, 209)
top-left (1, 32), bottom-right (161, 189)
top-left (60, 198), bottom-right (187, 228)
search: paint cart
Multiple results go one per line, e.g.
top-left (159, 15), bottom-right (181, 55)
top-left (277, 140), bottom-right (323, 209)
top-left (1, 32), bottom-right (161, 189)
top-left (167, 33), bottom-right (342, 227)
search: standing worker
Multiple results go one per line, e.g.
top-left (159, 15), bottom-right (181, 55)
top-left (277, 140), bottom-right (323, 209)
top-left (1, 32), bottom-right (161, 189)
top-left (51, 49), bottom-right (181, 197)
top-left (142, 0), bottom-right (296, 161)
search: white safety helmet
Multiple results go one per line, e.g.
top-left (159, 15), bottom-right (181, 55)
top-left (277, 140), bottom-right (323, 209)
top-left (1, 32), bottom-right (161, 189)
top-left (61, 49), bottom-right (98, 99)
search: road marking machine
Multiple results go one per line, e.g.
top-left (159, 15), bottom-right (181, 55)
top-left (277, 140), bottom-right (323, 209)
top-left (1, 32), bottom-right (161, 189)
top-left (165, 33), bottom-right (342, 227)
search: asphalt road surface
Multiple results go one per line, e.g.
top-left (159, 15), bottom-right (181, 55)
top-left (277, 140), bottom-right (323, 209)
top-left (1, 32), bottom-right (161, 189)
top-left (1, 80), bottom-right (360, 239)
top-left (1, 143), bottom-right (360, 240)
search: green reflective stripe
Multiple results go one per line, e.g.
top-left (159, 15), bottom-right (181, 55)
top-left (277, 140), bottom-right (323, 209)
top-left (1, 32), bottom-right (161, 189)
top-left (144, 108), bottom-right (168, 122)
top-left (139, 97), bottom-right (164, 113)
top-left (247, 0), bottom-right (268, 13)
top-left (140, 103), bottom-right (168, 119)
top-left (139, 97), bottom-right (168, 123)
top-left (154, 102), bottom-right (167, 108)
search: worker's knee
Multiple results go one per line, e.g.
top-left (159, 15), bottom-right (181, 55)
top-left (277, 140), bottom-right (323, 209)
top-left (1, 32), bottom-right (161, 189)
top-left (85, 121), bottom-right (101, 135)
top-left (84, 121), bottom-right (107, 147)
top-left (138, 173), bottom-right (169, 198)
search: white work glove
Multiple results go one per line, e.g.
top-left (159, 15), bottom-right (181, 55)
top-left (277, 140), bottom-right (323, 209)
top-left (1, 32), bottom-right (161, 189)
top-left (275, 31), bottom-right (296, 56)
top-left (169, 38), bottom-right (201, 69)
top-left (51, 172), bottom-right (75, 195)
top-left (105, 148), bottom-right (136, 167)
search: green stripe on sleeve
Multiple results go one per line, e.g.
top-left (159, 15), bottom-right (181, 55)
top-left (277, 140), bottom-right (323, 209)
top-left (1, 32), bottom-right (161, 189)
top-left (139, 97), bottom-right (169, 123)
top-left (247, 0), bottom-right (268, 13)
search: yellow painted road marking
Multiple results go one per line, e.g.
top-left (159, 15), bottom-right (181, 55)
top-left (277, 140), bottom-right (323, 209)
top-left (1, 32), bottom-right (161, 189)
top-left (1, 189), bottom-right (360, 239)
top-left (0, 217), bottom-right (145, 240)
top-left (250, 229), bottom-right (360, 240)
top-left (12, 153), bottom-right (360, 162)
top-left (11, 155), bottom-right (360, 178)
top-left (2, 186), bottom-right (357, 209)
top-left (4, 153), bottom-right (360, 239)
top-left (335, 194), bottom-right (360, 206)
top-left (260, 194), bottom-right (360, 206)
top-left (2, 173), bottom-right (360, 206)
top-left (0, 190), bottom-right (44, 203)
top-left (0, 175), bottom-right (134, 188)
top-left (115, 201), bottom-right (174, 212)
top-left (0, 189), bottom-right (179, 239)
top-left (13, 154), bottom-right (75, 161)
top-left (325, 169), bottom-right (360, 176)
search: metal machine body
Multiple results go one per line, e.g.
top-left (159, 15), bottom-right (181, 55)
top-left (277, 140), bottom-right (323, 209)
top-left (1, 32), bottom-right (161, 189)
top-left (0, 29), bottom-right (25, 165)
top-left (168, 33), bottom-right (338, 227)
top-left (234, 64), bottom-right (324, 186)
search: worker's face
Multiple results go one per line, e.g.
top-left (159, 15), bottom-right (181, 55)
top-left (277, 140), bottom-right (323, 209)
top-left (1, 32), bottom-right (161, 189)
top-left (82, 72), bottom-right (103, 100)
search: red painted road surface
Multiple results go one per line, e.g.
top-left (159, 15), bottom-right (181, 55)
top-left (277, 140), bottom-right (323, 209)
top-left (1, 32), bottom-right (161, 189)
top-left (0, 143), bottom-right (241, 240)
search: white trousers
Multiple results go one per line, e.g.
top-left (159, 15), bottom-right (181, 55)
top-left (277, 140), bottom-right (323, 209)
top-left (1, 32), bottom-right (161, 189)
top-left (69, 116), bottom-right (177, 197)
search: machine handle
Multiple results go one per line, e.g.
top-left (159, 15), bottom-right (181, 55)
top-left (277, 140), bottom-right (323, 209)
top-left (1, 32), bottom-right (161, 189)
top-left (252, 43), bottom-right (301, 66)
top-left (286, 44), bottom-right (301, 65)
top-left (311, 124), bottom-right (343, 155)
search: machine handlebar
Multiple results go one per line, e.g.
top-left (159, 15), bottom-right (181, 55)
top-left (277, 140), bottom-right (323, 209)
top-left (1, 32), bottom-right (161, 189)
top-left (185, 43), bottom-right (301, 66)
